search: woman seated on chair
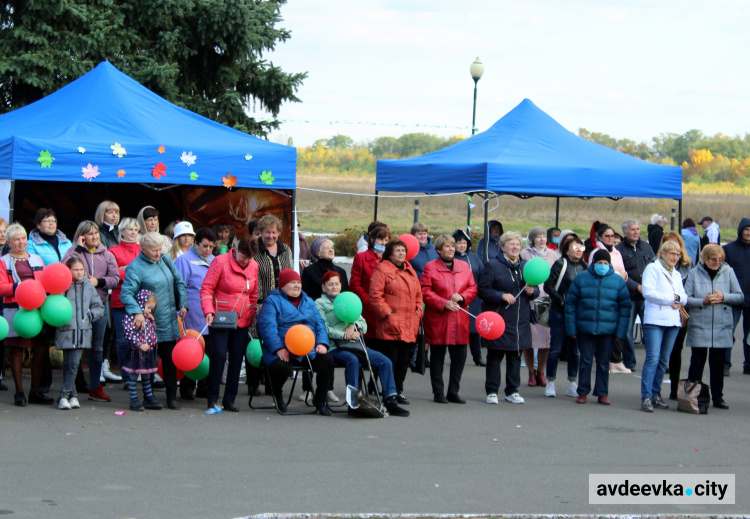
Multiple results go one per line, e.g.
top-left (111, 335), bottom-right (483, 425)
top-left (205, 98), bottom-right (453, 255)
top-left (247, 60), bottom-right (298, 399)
top-left (257, 268), bottom-right (334, 416)
top-left (315, 271), bottom-right (409, 417)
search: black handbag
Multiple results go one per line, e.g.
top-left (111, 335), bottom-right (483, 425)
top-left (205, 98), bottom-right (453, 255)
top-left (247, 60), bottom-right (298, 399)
top-left (411, 321), bottom-right (426, 375)
top-left (210, 282), bottom-right (248, 330)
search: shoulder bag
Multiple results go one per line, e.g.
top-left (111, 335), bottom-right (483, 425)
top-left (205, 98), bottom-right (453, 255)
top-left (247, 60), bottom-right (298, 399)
top-left (532, 260), bottom-right (564, 328)
top-left (211, 277), bottom-right (249, 330)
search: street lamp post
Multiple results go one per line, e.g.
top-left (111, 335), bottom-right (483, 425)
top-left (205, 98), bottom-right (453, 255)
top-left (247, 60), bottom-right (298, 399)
top-left (470, 57), bottom-right (484, 136)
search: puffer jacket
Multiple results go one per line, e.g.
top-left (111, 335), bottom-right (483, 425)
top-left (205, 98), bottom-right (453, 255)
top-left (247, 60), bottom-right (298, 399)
top-left (684, 262), bottom-right (744, 348)
top-left (120, 252), bottom-right (188, 342)
top-left (478, 254), bottom-right (538, 352)
top-left (62, 244), bottom-right (120, 305)
top-left (722, 217), bottom-right (750, 308)
top-left (350, 249), bottom-right (380, 339)
top-left (55, 280), bottom-right (105, 350)
top-left (26, 229), bottom-right (72, 266)
top-left (410, 237), bottom-right (439, 279)
top-left (258, 288), bottom-right (329, 366)
top-left (544, 256), bottom-right (587, 313)
top-left (108, 240), bottom-right (141, 308)
top-left (565, 263), bottom-right (631, 338)
top-left (682, 227), bottom-right (700, 264)
top-left (420, 258), bottom-right (477, 346)
top-left (616, 238), bottom-right (654, 300)
top-left (369, 259), bottom-right (423, 343)
top-left (200, 249), bottom-right (258, 329)
top-left (315, 294), bottom-right (367, 348)
top-left (174, 246), bottom-right (213, 334)
top-left (642, 260), bottom-right (688, 327)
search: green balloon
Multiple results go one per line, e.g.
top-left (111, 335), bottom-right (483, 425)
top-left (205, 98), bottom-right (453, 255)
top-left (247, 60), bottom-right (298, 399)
top-left (0, 316), bottom-right (8, 340)
top-left (185, 354), bottom-right (209, 381)
top-left (246, 338), bottom-right (262, 368)
top-left (13, 308), bottom-right (43, 338)
top-left (333, 292), bottom-right (363, 324)
top-left (40, 294), bottom-right (74, 327)
top-left (523, 257), bottom-right (551, 286)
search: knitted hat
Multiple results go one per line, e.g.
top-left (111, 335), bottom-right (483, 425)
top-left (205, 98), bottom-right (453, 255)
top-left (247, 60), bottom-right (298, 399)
top-left (592, 249), bottom-right (611, 264)
top-left (309, 236), bottom-right (329, 261)
top-left (322, 270), bottom-right (340, 284)
top-left (278, 268), bottom-right (301, 289)
top-left (527, 226), bottom-right (547, 246)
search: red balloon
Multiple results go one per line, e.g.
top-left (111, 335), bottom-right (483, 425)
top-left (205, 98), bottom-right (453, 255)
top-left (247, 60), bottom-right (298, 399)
top-left (398, 234), bottom-right (420, 261)
top-left (172, 336), bottom-right (204, 371)
top-left (475, 311), bottom-right (505, 340)
top-left (40, 263), bottom-right (73, 295)
top-left (185, 329), bottom-right (206, 350)
top-left (15, 279), bottom-right (47, 310)
top-left (157, 358), bottom-right (184, 381)
top-left (285, 324), bottom-right (315, 356)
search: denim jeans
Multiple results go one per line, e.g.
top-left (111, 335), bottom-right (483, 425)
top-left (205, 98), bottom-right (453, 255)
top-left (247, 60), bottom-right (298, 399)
top-left (547, 309), bottom-right (579, 381)
top-left (207, 327), bottom-right (249, 405)
top-left (88, 314), bottom-right (108, 388)
top-left (577, 334), bottom-right (612, 397)
top-left (612, 299), bottom-right (642, 367)
top-left (641, 324), bottom-right (680, 400)
top-left (330, 346), bottom-right (398, 398)
top-left (111, 307), bottom-right (130, 385)
top-left (61, 349), bottom-right (84, 399)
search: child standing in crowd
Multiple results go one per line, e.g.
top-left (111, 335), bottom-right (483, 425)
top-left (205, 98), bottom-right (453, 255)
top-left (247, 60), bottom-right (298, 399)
top-left (122, 290), bottom-right (162, 411)
top-left (56, 258), bottom-right (105, 410)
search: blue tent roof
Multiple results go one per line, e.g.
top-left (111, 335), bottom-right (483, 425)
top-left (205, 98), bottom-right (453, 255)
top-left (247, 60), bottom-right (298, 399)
top-left (376, 99), bottom-right (682, 199)
top-left (0, 62), bottom-right (296, 189)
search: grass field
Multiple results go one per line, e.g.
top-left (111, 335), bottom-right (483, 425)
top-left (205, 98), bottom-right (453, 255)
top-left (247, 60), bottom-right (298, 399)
top-left (296, 173), bottom-right (748, 242)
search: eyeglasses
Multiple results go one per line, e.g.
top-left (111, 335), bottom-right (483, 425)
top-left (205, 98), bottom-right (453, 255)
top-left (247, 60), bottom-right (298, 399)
top-left (602, 234), bottom-right (615, 238)
top-left (198, 243), bottom-right (216, 249)
top-left (41, 219), bottom-right (57, 224)
top-left (571, 245), bottom-right (586, 251)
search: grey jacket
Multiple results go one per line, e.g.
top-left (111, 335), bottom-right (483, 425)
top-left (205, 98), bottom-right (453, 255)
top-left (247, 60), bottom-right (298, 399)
top-left (55, 280), bottom-right (105, 350)
top-left (684, 263), bottom-right (744, 349)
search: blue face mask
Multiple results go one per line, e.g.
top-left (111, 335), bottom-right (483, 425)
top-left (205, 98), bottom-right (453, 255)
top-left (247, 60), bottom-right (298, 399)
top-left (594, 264), bottom-right (610, 276)
top-left (373, 243), bottom-right (386, 253)
top-left (551, 236), bottom-right (560, 245)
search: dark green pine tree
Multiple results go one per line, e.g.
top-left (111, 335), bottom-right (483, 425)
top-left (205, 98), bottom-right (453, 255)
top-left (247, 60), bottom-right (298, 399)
top-left (0, 0), bottom-right (306, 138)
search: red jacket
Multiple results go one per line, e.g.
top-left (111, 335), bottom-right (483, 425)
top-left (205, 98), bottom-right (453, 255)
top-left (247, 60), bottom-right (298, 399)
top-left (200, 250), bottom-right (259, 329)
top-left (350, 249), bottom-right (380, 339)
top-left (0, 254), bottom-right (45, 305)
top-left (104, 241), bottom-right (140, 308)
top-left (420, 259), bottom-right (478, 345)
top-left (369, 259), bottom-right (423, 343)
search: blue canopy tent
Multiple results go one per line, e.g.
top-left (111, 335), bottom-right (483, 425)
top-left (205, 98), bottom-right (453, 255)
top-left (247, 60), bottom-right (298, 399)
top-left (376, 99), bottom-right (684, 260)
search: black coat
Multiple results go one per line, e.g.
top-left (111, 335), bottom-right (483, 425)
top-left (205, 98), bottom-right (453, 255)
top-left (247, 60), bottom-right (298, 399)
top-left (478, 254), bottom-right (538, 352)
top-left (544, 257), bottom-right (587, 314)
top-left (300, 258), bottom-right (349, 301)
top-left (722, 218), bottom-right (750, 308)
top-left (616, 238), bottom-right (654, 300)
top-left (647, 224), bottom-right (664, 257)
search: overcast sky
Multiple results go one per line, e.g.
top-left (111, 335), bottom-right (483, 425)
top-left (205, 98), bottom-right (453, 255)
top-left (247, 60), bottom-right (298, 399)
top-left (261, 0), bottom-right (749, 148)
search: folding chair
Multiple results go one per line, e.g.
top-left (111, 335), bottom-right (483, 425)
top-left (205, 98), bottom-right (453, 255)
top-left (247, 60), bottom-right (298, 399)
top-left (248, 355), bottom-right (317, 416)
top-left (335, 336), bottom-right (383, 409)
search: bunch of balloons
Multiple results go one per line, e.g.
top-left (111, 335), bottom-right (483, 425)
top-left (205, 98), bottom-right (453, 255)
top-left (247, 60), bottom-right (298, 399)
top-left (12, 263), bottom-right (74, 338)
top-left (172, 333), bottom-right (208, 382)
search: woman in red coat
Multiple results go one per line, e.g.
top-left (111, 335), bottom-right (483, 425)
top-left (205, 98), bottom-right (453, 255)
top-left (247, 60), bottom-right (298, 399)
top-left (350, 226), bottom-right (390, 349)
top-left (421, 234), bottom-right (478, 404)
top-left (369, 238), bottom-right (423, 404)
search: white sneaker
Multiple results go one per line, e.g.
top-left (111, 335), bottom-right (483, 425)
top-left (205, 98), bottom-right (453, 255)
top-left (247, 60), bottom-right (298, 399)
top-left (545, 381), bottom-right (556, 397)
top-left (58, 397), bottom-right (71, 410)
top-left (99, 373), bottom-right (106, 383)
top-left (567, 382), bottom-right (578, 397)
top-left (486, 393), bottom-right (499, 404)
top-left (326, 390), bottom-right (340, 403)
top-left (154, 373), bottom-right (164, 383)
top-left (69, 397), bottom-right (80, 409)
top-left (297, 392), bottom-right (312, 403)
top-left (102, 360), bottom-right (122, 382)
top-left (505, 392), bottom-right (525, 404)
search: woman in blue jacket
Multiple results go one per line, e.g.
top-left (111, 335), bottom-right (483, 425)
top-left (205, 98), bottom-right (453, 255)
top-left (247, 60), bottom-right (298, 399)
top-left (257, 268), bottom-right (334, 416)
top-left (565, 249), bottom-right (631, 405)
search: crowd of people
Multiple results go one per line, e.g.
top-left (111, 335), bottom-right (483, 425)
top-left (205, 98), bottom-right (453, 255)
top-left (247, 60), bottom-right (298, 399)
top-left (1, 202), bottom-right (748, 418)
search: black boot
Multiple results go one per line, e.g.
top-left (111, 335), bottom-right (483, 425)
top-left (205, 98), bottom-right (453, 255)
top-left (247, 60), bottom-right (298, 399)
top-left (384, 396), bottom-right (410, 417)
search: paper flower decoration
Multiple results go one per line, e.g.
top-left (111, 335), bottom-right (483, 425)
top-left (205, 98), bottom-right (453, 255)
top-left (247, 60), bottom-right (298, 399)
top-left (78, 147), bottom-right (86, 154)
top-left (180, 151), bottom-right (197, 167)
top-left (259, 170), bottom-right (275, 185)
top-left (152, 162), bottom-right (167, 179)
top-left (189, 172), bottom-right (198, 181)
top-left (222, 174), bottom-right (238, 189)
top-left (117, 169), bottom-right (126, 178)
top-left (245, 154), bottom-right (253, 161)
top-left (158, 145), bottom-right (166, 154)
top-left (37, 150), bottom-right (54, 168)
top-left (82, 163), bottom-right (100, 181)
top-left (110, 142), bottom-right (127, 158)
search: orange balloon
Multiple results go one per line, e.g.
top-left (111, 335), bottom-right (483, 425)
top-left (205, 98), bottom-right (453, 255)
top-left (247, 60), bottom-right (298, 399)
top-left (285, 324), bottom-right (315, 356)
top-left (185, 329), bottom-right (206, 350)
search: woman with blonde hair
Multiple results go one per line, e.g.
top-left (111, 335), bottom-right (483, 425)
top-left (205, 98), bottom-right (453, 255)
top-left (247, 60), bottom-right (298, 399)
top-left (94, 200), bottom-right (121, 249)
top-left (169, 222), bottom-right (195, 261)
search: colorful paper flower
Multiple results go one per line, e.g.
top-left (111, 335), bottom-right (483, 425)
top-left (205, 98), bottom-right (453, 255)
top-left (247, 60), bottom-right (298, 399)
top-left (180, 151), bottom-right (197, 167)
top-left (189, 172), bottom-right (198, 181)
top-left (259, 170), bottom-right (274, 185)
top-left (111, 142), bottom-right (127, 158)
top-left (37, 150), bottom-right (54, 168)
top-left (222, 174), bottom-right (238, 189)
top-left (158, 145), bottom-right (166, 154)
top-left (82, 163), bottom-right (100, 181)
top-left (245, 154), bottom-right (253, 161)
top-left (77, 147), bottom-right (86, 154)
top-left (117, 169), bottom-right (126, 178)
top-left (152, 162), bottom-right (167, 179)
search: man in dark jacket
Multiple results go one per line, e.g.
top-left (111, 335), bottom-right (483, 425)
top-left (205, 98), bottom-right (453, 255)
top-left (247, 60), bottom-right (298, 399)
top-left (614, 219), bottom-right (655, 371)
top-left (722, 217), bottom-right (750, 375)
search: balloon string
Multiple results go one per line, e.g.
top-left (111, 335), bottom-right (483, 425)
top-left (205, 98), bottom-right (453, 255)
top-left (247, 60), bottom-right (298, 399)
top-left (458, 307), bottom-right (478, 319)
top-left (199, 323), bottom-right (209, 336)
top-left (505, 283), bottom-right (528, 309)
